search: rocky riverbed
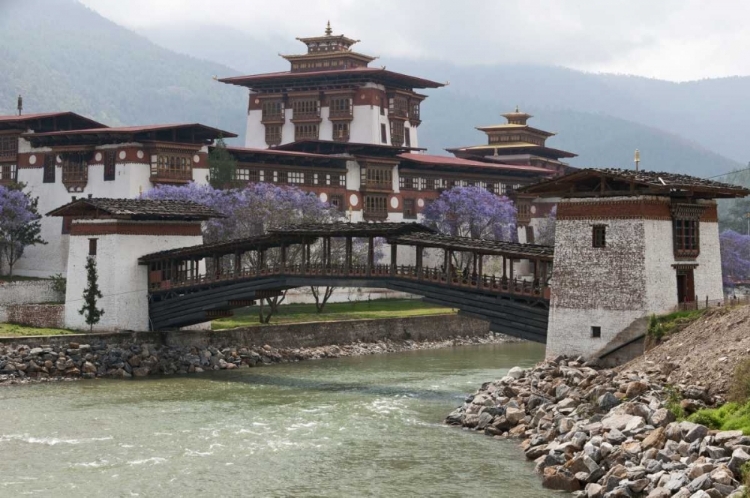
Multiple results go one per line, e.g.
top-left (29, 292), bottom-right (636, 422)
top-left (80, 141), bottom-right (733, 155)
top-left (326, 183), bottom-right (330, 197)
top-left (446, 356), bottom-right (749, 497)
top-left (0, 333), bottom-right (512, 386)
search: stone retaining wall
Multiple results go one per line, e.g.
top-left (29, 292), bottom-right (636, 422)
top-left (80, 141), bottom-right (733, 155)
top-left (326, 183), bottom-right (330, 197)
top-left (0, 314), bottom-right (490, 350)
top-left (6, 304), bottom-right (64, 329)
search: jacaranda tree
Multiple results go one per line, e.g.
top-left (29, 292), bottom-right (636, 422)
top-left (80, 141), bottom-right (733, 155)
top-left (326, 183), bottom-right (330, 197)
top-left (0, 184), bottom-right (46, 276)
top-left (719, 230), bottom-right (750, 289)
top-left (143, 182), bottom-right (345, 320)
top-left (422, 185), bottom-right (517, 273)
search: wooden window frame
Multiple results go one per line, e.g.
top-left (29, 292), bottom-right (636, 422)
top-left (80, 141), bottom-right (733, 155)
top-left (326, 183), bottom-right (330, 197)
top-left (403, 198), bottom-right (416, 219)
top-left (329, 194), bottom-right (344, 211)
top-left (265, 125), bottom-right (282, 146)
top-left (363, 194), bottom-right (388, 220)
top-left (592, 225), bottom-right (607, 248)
top-left (380, 123), bottom-right (388, 144)
top-left (390, 120), bottom-right (405, 147)
top-left (0, 135), bottom-right (18, 163)
top-left (88, 238), bottom-right (98, 256)
top-left (672, 218), bottom-right (700, 258)
top-left (103, 150), bottom-right (116, 182)
top-left (591, 326), bottom-right (601, 338)
top-left (332, 122), bottom-right (350, 142)
top-left (294, 124), bottom-right (319, 141)
top-left (43, 154), bottom-right (56, 183)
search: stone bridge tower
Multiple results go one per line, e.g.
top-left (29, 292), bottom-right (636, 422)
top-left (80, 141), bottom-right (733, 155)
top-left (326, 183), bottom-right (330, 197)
top-left (520, 168), bottom-right (748, 362)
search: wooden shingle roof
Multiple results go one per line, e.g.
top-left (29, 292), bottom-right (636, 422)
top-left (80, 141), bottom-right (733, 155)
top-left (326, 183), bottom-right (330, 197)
top-left (46, 198), bottom-right (226, 221)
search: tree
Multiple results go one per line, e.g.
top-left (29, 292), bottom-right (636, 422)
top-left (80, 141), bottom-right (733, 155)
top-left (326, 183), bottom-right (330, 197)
top-left (208, 137), bottom-right (238, 189)
top-left (143, 182), bottom-right (345, 320)
top-left (720, 230), bottom-right (750, 289)
top-left (422, 186), bottom-right (516, 272)
top-left (0, 184), bottom-right (46, 276)
top-left (535, 205), bottom-right (557, 247)
top-left (78, 256), bottom-right (104, 331)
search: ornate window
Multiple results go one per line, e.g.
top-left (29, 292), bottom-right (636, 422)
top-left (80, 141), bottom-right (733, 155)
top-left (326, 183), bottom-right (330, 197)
top-left (671, 204), bottom-right (704, 258)
top-left (332, 122), bottom-right (349, 142)
top-left (592, 225), bottom-right (606, 248)
top-left (295, 124), bottom-right (319, 140)
top-left (389, 96), bottom-right (408, 118)
top-left (151, 153), bottom-right (192, 182)
top-left (403, 198), bottom-right (416, 219)
top-left (404, 128), bottom-right (411, 147)
top-left (62, 152), bottom-right (88, 191)
top-left (390, 120), bottom-right (405, 147)
top-left (380, 124), bottom-right (388, 144)
top-left (329, 97), bottom-right (352, 118)
top-left (361, 165), bottom-right (392, 189)
top-left (265, 125), bottom-right (282, 146)
top-left (410, 102), bottom-right (421, 122)
top-left (292, 100), bottom-right (320, 120)
top-left (261, 100), bottom-right (284, 122)
top-left (363, 194), bottom-right (388, 220)
top-left (0, 135), bottom-right (18, 162)
top-left (327, 173), bottom-right (346, 187)
top-left (103, 150), bottom-right (116, 182)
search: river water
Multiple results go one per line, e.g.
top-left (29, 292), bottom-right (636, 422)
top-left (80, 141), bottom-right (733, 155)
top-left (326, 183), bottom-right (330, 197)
top-left (0, 342), bottom-right (558, 497)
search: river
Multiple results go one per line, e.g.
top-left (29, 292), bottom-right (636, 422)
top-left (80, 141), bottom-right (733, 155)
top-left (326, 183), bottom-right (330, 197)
top-left (0, 342), bottom-right (558, 497)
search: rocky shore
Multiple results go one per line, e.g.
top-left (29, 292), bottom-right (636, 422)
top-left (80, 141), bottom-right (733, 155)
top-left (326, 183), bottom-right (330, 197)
top-left (0, 332), bottom-right (512, 386)
top-left (446, 356), bottom-right (749, 498)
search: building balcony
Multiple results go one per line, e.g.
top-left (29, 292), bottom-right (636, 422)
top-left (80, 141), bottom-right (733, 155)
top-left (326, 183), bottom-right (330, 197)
top-left (328, 108), bottom-right (353, 120)
top-left (261, 112), bottom-right (285, 124)
top-left (291, 111), bottom-right (321, 122)
top-left (332, 133), bottom-right (350, 143)
top-left (360, 181), bottom-right (392, 192)
top-left (363, 210), bottom-right (388, 221)
top-left (150, 168), bottom-right (193, 184)
top-left (388, 108), bottom-right (408, 119)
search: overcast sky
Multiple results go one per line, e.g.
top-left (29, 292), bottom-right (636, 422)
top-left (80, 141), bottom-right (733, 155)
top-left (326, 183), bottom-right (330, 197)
top-left (80, 0), bottom-right (750, 82)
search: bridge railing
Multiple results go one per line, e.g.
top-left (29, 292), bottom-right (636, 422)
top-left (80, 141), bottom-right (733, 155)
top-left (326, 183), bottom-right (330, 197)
top-left (148, 263), bottom-right (550, 300)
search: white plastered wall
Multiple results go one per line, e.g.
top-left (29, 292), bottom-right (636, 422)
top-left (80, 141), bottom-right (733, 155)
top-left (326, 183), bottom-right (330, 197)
top-left (64, 221), bottom-right (203, 332)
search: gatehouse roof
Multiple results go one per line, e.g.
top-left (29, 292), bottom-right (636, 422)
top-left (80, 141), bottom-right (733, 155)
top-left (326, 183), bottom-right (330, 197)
top-left (47, 198), bottom-right (226, 221)
top-left (518, 168), bottom-right (750, 199)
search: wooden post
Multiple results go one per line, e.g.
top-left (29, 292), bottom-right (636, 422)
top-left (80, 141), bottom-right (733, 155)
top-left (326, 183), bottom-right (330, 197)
top-left (390, 243), bottom-right (397, 276)
top-left (416, 245), bottom-right (423, 279)
top-left (345, 237), bottom-right (352, 275)
top-left (509, 258), bottom-right (514, 293)
top-left (260, 249), bottom-right (266, 273)
top-left (477, 253), bottom-right (483, 289)
top-left (447, 250), bottom-right (453, 285)
top-left (213, 255), bottom-right (220, 279)
top-left (326, 236), bottom-right (332, 271)
top-left (280, 243), bottom-right (287, 273)
top-left (502, 256), bottom-right (507, 280)
top-left (235, 251), bottom-right (242, 277)
top-left (443, 248), bottom-right (449, 281)
top-left (367, 236), bottom-right (374, 276)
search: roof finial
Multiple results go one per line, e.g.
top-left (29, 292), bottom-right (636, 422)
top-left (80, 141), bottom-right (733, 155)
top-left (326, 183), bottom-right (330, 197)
top-left (17, 94), bottom-right (23, 116)
top-left (515, 105), bottom-right (519, 113)
top-left (325, 20), bottom-right (332, 36)
top-left (634, 149), bottom-right (641, 172)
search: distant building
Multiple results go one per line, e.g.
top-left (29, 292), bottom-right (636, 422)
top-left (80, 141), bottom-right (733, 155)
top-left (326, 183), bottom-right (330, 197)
top-left (0, 112), bottom-right (234, 277)
top-left (520, 168), bottom-right (749, 360)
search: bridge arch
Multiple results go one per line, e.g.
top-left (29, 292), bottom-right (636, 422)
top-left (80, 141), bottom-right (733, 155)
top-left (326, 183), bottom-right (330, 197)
top-left (139, 223), bottom-right (553, 342)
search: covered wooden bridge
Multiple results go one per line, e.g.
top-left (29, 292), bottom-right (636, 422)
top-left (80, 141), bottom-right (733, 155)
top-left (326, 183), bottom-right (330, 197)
top-left (140, 223), bottom-right (553, 342)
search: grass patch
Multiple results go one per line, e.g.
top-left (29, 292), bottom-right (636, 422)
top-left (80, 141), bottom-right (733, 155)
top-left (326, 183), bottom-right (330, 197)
top-left (0, 323), bottom-right (78, 337)
top-left (212, 298), bottom-right (456, 330)
top-left (688, 401), bottom-right (750, 434)
top-left (647, 308), bottom-right (707, 340)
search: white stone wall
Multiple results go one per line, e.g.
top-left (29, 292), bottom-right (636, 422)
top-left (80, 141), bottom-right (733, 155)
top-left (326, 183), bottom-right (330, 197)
top-left (0, 280), bottom-right (63, 305)
top-left (245, 108), bottom-right (267, 148)
top-left (64, 222), bottom-right (203, 332)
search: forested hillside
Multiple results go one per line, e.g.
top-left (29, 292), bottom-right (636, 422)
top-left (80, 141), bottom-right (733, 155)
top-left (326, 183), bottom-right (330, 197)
top-left (1, 0), bottom-right (746, 176)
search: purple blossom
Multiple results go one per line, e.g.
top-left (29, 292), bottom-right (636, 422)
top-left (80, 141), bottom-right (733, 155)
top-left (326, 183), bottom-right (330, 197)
top-left (720, 230), bottom-right (750, 288)
top-left (422, 186), bottom-right (517, 241)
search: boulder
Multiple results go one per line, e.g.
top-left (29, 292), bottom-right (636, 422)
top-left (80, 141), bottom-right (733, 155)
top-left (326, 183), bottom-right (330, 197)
top-left (650, 408), bottom-right (676, 428)
top-left (643, 427), bottom-right (667, 450)
top-left (625, 381), bottom-right (649, 398)
top-left (728, 448), bottom-right (750, 478)
top-left (505, 407), bottom-right (526, 425)
top-left (542, 467), bottom-right (581, 492)
top-left (598, 392), bottom-right (621, 411)
top-left (602, 414), bottom-right (643, 432)
top-left (646, 488), bottom-right (671, 498)
top-left (507, 366), bottom-right (526, 379)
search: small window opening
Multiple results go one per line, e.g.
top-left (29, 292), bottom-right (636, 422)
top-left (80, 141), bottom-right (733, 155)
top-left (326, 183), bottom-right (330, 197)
top-left (89, 238), bottom-right (98, 256)
top-left (591, 326), bottom-right (601, 338)
top-left (592, 225), bottom-right (606, 248)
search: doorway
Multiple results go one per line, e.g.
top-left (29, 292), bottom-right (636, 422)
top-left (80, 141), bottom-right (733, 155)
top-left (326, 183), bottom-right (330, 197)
top-left (676, 268), bottom-right (695, 305)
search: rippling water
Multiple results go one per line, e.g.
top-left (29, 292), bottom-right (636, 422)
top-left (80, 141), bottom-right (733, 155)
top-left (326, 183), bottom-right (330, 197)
top-left (0, 342), bottom-right (558, 497)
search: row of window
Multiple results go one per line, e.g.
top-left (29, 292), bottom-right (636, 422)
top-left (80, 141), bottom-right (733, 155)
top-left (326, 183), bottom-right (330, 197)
top-left (292, 59), bottom-right (363, 70)
top-left (361, 165), bottom-right (392, 189)
top-left (39, 152), bottom-right (188, 184)
top-left (264, 123), bottom-right (351, 145)
top-left (260, 98), bottom-right (420, 123)
top-left (590, 220), bottom-right (699, 256)
top-left (235, 168), bottom-right (346, 188)
top-left (488, 133), bottom-right (545, 146)
top-left (399, 175), bottom-right (521, 195)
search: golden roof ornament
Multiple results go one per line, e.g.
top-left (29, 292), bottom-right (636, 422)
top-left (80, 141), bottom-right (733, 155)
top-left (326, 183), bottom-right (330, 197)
top-left (325, 21), bottom-right (332, 36)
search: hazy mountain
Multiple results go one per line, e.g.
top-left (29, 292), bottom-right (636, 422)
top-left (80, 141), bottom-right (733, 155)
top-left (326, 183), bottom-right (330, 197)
top-left (0, 0), bottom-right (247, 139)
top-left (0, 0), bottom-right (745, 177)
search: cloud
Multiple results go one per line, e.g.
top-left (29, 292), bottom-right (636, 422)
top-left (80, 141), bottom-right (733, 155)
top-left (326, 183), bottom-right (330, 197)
top-left (79, 0), bottom-right (750, 81)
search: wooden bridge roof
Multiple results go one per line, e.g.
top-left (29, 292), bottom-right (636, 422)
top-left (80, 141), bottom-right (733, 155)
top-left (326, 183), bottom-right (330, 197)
top-left (388, 233), bottom-right (554, 261)
top-left (139, 222), bottom-right (434, 263)
top-left (139, 222), bottom-right (553, 263)
top-left (47, 198), bottom-right (226, 221)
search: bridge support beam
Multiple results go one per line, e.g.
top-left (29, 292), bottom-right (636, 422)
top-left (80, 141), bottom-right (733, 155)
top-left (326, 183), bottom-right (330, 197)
top-left (367, 237), bottom-right (374, 276)
top-left (390, 243), bottom-right (398, 276)
top-left (345, 237), bottom-right (352, 275)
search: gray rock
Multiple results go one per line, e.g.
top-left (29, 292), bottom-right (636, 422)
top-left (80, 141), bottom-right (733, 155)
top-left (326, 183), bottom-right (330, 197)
top-left (598, 392), bottom-right (621, 411)
top-left (684, 424), bottom-right (709, 443)
top-left (665, 473), bottom-right (689, 492)
top-left (646, 488), bottom-right (671, 498)
top-left (507, 366), bottom-right (526, 379)
top-left (585, 483), bottom-right (603, 498)
top-left (687, 474), bottom-right (712, 493)
top-left (728, 448), bottom-right (750, 477)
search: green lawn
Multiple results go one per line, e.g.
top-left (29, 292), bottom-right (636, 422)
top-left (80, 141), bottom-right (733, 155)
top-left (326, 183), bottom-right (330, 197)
top-left (212, 298), bottom-right (457, 330)
top-left (0, 275), bottom-right (49, 282)
top-left (0, 323), bottom-right (78, 337)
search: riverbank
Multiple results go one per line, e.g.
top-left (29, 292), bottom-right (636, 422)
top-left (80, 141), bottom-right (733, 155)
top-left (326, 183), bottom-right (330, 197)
top-left (0, 331), bottom-right (516, 387)
top-left (446, 355), bottom-right (748, 497)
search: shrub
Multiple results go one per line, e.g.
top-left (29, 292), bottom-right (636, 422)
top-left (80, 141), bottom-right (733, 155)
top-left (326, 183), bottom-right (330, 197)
top-left (687, 402), bottom-right (750, 435)
top-left (50, 273), bottom-right (66, 295)
top-left (665, 385), bottom-right (686, 420)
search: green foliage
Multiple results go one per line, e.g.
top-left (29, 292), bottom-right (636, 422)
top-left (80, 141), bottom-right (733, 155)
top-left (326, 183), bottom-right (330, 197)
top-left (688, 402), bottom-right (750, 435)
top-left (50, 273), bottom-right (66, 295)
top-left (647, 309), bottom-right (706, 340)
top-left (208, 137), bottom-right (238, 189)
top-left (664, 385), bottom-right (686, 420)
top-left (78, 257), bottom-right (104, 331)
top-left (730, 358), bottom-right (750, 403)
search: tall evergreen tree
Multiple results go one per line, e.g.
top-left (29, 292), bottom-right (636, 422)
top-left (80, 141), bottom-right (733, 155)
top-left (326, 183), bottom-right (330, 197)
top-left (79, 256), bottom-right (104, 332)
top-left (208, 137), bottom-right (238, 189)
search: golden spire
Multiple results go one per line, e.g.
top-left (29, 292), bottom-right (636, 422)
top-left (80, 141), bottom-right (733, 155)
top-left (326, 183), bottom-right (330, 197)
top-left (515, 105), bottom-right (520, 113)
top-left (325, 20), bottom-right (332, 36)
top-left (634, 149), bottom-right (641, 171)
